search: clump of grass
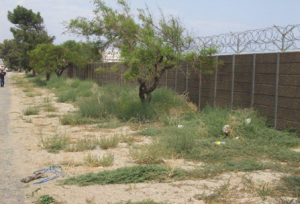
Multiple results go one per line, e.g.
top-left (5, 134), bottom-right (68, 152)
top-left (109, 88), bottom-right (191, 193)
top-left (59, 113), bottom-right (91, 125)
top-left (30, 75), bottom-right (47, 87)
top-left (64, 138), bottom-right (95, 152)
top-left (35, 195), bottom-right (57, 204)
top-left (61, 165), bottom-right (186, 186)
top-left (276, 176), bottom-right (300, 197)
top-left (43, 103), bottom-right (57, 112)
top-left (76, 84), bottom-right (191, 122)
top-left (39, 132), bottom-right (69, 153)
top-left (83, 152), bottom-right (114, 167)
top-left (97, 118), bottom-right (123, 129)
top-left (43, 96), bottom-right (52, 103)
top-left (130, 143), bottom-right (167, 164)
top-left (46, 114), bottom-right (58, 118)
top-left (47, 75), bottom-right (67, 89)
top-left (94, 135), bottom-right (119, 150)
top-left (120, 135), bottom-right (135, 146)
top-left (57, 89), bottom-right (76, 102)
top-left (23, 106), bottom-right (40, 115)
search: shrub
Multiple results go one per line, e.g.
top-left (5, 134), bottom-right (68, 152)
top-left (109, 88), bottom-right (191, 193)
top-left (76, 84), bottom-right (192, 122)
top-left (23, 106), bottom-right (40, 115)
top-left (39, 133), bottom-right (69, 153)
top-left (61, 165), bottom-right (186, 186)
top-left (59, 113), bottom-right (91, 125)
top-left (47, 75), bottom-right (67, 89)
top-left (94, 135), bottom-right (119, 150)
top-left (83, 152), bottom-right (114, 167)
top-left (130, 143), bottom-right (168, 164)
top-left (57, 89), bottom-right (76, 102)
top-left (64, 138), bottom-right (95, 152)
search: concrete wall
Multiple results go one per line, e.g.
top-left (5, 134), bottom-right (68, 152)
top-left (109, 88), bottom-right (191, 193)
top-left (64, 52), bottom-right (300, 131)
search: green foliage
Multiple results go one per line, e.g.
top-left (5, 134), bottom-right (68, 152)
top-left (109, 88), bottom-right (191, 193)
top-left (64, 139), bottom-right (95, 152)
top-left (61, 165), bottom-right (186, 186)
top-left (47, 75), bottom-right (67, 89)
top-left (147, 107), bottom-right (300, 167)
top-left (23, 106), bottom-right (40, 115)
top-left (8, 5), bottom-right (54, 71)
top-left (0, 39), bottom-right (21, 69)
top-left (77, 84), bottom-right (191, 121)
top-left (58, 89), bottom-right (77, 102)
top-left (39, 133), bottom-right (69, 153)
top-left (28, 43), bottom-right (85, 78)
top-left (67, 1), bottom-right (220, 102)
top-left (277, 176), bottom-right (300, 197)
top-left (83, 152), bottom-right (114, 167)
top-left (59, 113), bottom-right (91, 125)
top-left (35, 195), bottom-right (56, 204)
top-left (94, 135), bottom-right (120, 150)
top-left (130, 143), bottom-right (167, 165)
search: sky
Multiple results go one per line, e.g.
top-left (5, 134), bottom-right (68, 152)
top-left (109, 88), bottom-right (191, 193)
top-left (1, 0), bottom-right (299, 45)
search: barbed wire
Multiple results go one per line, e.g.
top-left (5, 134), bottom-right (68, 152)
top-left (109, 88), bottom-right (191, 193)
top-left (198, 24), bottom-right (300, 54)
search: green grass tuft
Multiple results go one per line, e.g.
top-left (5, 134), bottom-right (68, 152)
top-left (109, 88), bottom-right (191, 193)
top-left (61, 165), bottom-right (186, 186)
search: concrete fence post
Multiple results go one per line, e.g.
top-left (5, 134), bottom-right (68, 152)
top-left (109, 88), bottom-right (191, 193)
top-left (230, 54), bottom-right (236, 112)
top-left (198, 70), bottom-right (202, 110)
top-left (213, 56), bottom-right (218, 108)
top-left (251, 54), bottom-right (256, 108)
top-left (274, 52), bottom-right (280, 129)
top-left (165, 70), bottom-right (168, 88)
top-left (175, 68), bottom-right (178, 92)
top-left (185, 63), bottom-right (189, 92)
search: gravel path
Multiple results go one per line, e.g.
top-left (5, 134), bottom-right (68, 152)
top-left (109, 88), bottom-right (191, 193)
top-left (0, 74), bottom-right (25, 203)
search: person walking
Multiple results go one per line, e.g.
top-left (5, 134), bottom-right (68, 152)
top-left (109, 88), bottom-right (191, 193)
top-left (0, 69), bottom-right (5, 87)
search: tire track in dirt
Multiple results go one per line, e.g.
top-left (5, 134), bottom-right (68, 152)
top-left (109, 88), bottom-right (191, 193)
top-left (0, 74), bottom-right (25, 204)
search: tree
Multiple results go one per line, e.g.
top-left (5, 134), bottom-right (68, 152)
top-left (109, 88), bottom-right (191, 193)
top-left (66, 0), bottom-right (219, 103)
top-left (28, 43), bottom-right (90, 81)
top-left (8, 6), bottom-right (55, 73)
top-left (0, 39), bottom-right (21, 69)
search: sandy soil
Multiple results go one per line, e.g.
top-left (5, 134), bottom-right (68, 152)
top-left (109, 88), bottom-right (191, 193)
top-left (1, 72), bottom-right (298, 204)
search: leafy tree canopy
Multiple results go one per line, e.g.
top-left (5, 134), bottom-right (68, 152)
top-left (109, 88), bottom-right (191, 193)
top-left (0, 39), bottom-right (21, 69)
top-left (8, 6), bottom-right (54, 71)
top-left (28, 41), bottom-right (97, 80)
top-left (66, 0), bottom-right (220, 103)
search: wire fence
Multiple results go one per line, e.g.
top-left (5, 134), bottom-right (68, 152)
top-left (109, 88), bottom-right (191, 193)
top-left (198, 24), bottom-right (300, 54)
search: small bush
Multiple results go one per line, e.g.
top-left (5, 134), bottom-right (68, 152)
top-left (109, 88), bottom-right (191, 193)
top-left (94, 136), bottom-right (119, 150)
top-left (39, 133), bottom-right (69, 153)
top-left (61, 165), bottom-right (186, 186)
top-left (130, 143), bottom-right (167, 165)
top-left (64, 138), bottom-right (95, 152)
top-left (30, 75), bottom-right (47, 87)
top-left (43, 97), bottom-right (52, 103)
top-left (84, 152), bottom-right (114, 167)
top-left (47, 75), bottom-right (67, 89)
top-left (43, 103), bottom-right (57, 112)
top-left (57, 89), bottom-right (76, 102)
top-left (35, 195), bottom-right (56, 204)
top-left (59, 113), bottom-right (90, 125)
top-left (121, 135), bottom-right (135, 146)
top-left (277, 176), bottom-right (300, 197)
top-left (23, 106), bottom-right (40, 115)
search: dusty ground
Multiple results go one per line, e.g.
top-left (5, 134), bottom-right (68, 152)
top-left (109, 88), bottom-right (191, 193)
top-left (0, 72), bottom-right (298, 204)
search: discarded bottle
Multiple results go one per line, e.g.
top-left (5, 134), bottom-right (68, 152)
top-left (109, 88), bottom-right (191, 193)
top-left (213, 141), bottom-right (226, 145)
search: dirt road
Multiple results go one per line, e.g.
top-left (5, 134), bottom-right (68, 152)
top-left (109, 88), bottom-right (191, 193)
top-left (0, 74), bottom-right (25, 204)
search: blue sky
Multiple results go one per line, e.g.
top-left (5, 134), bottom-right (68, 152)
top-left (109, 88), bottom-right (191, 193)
top-left (1, 0), bottom-right (299, 44)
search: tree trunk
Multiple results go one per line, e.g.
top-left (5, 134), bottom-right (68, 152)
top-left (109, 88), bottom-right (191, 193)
top-left (138, 83), bottom-right (152, 104)
top-left (46, 73), bottom-right (50, 81)
top-left (32, 70), bottom-right (36, 77)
